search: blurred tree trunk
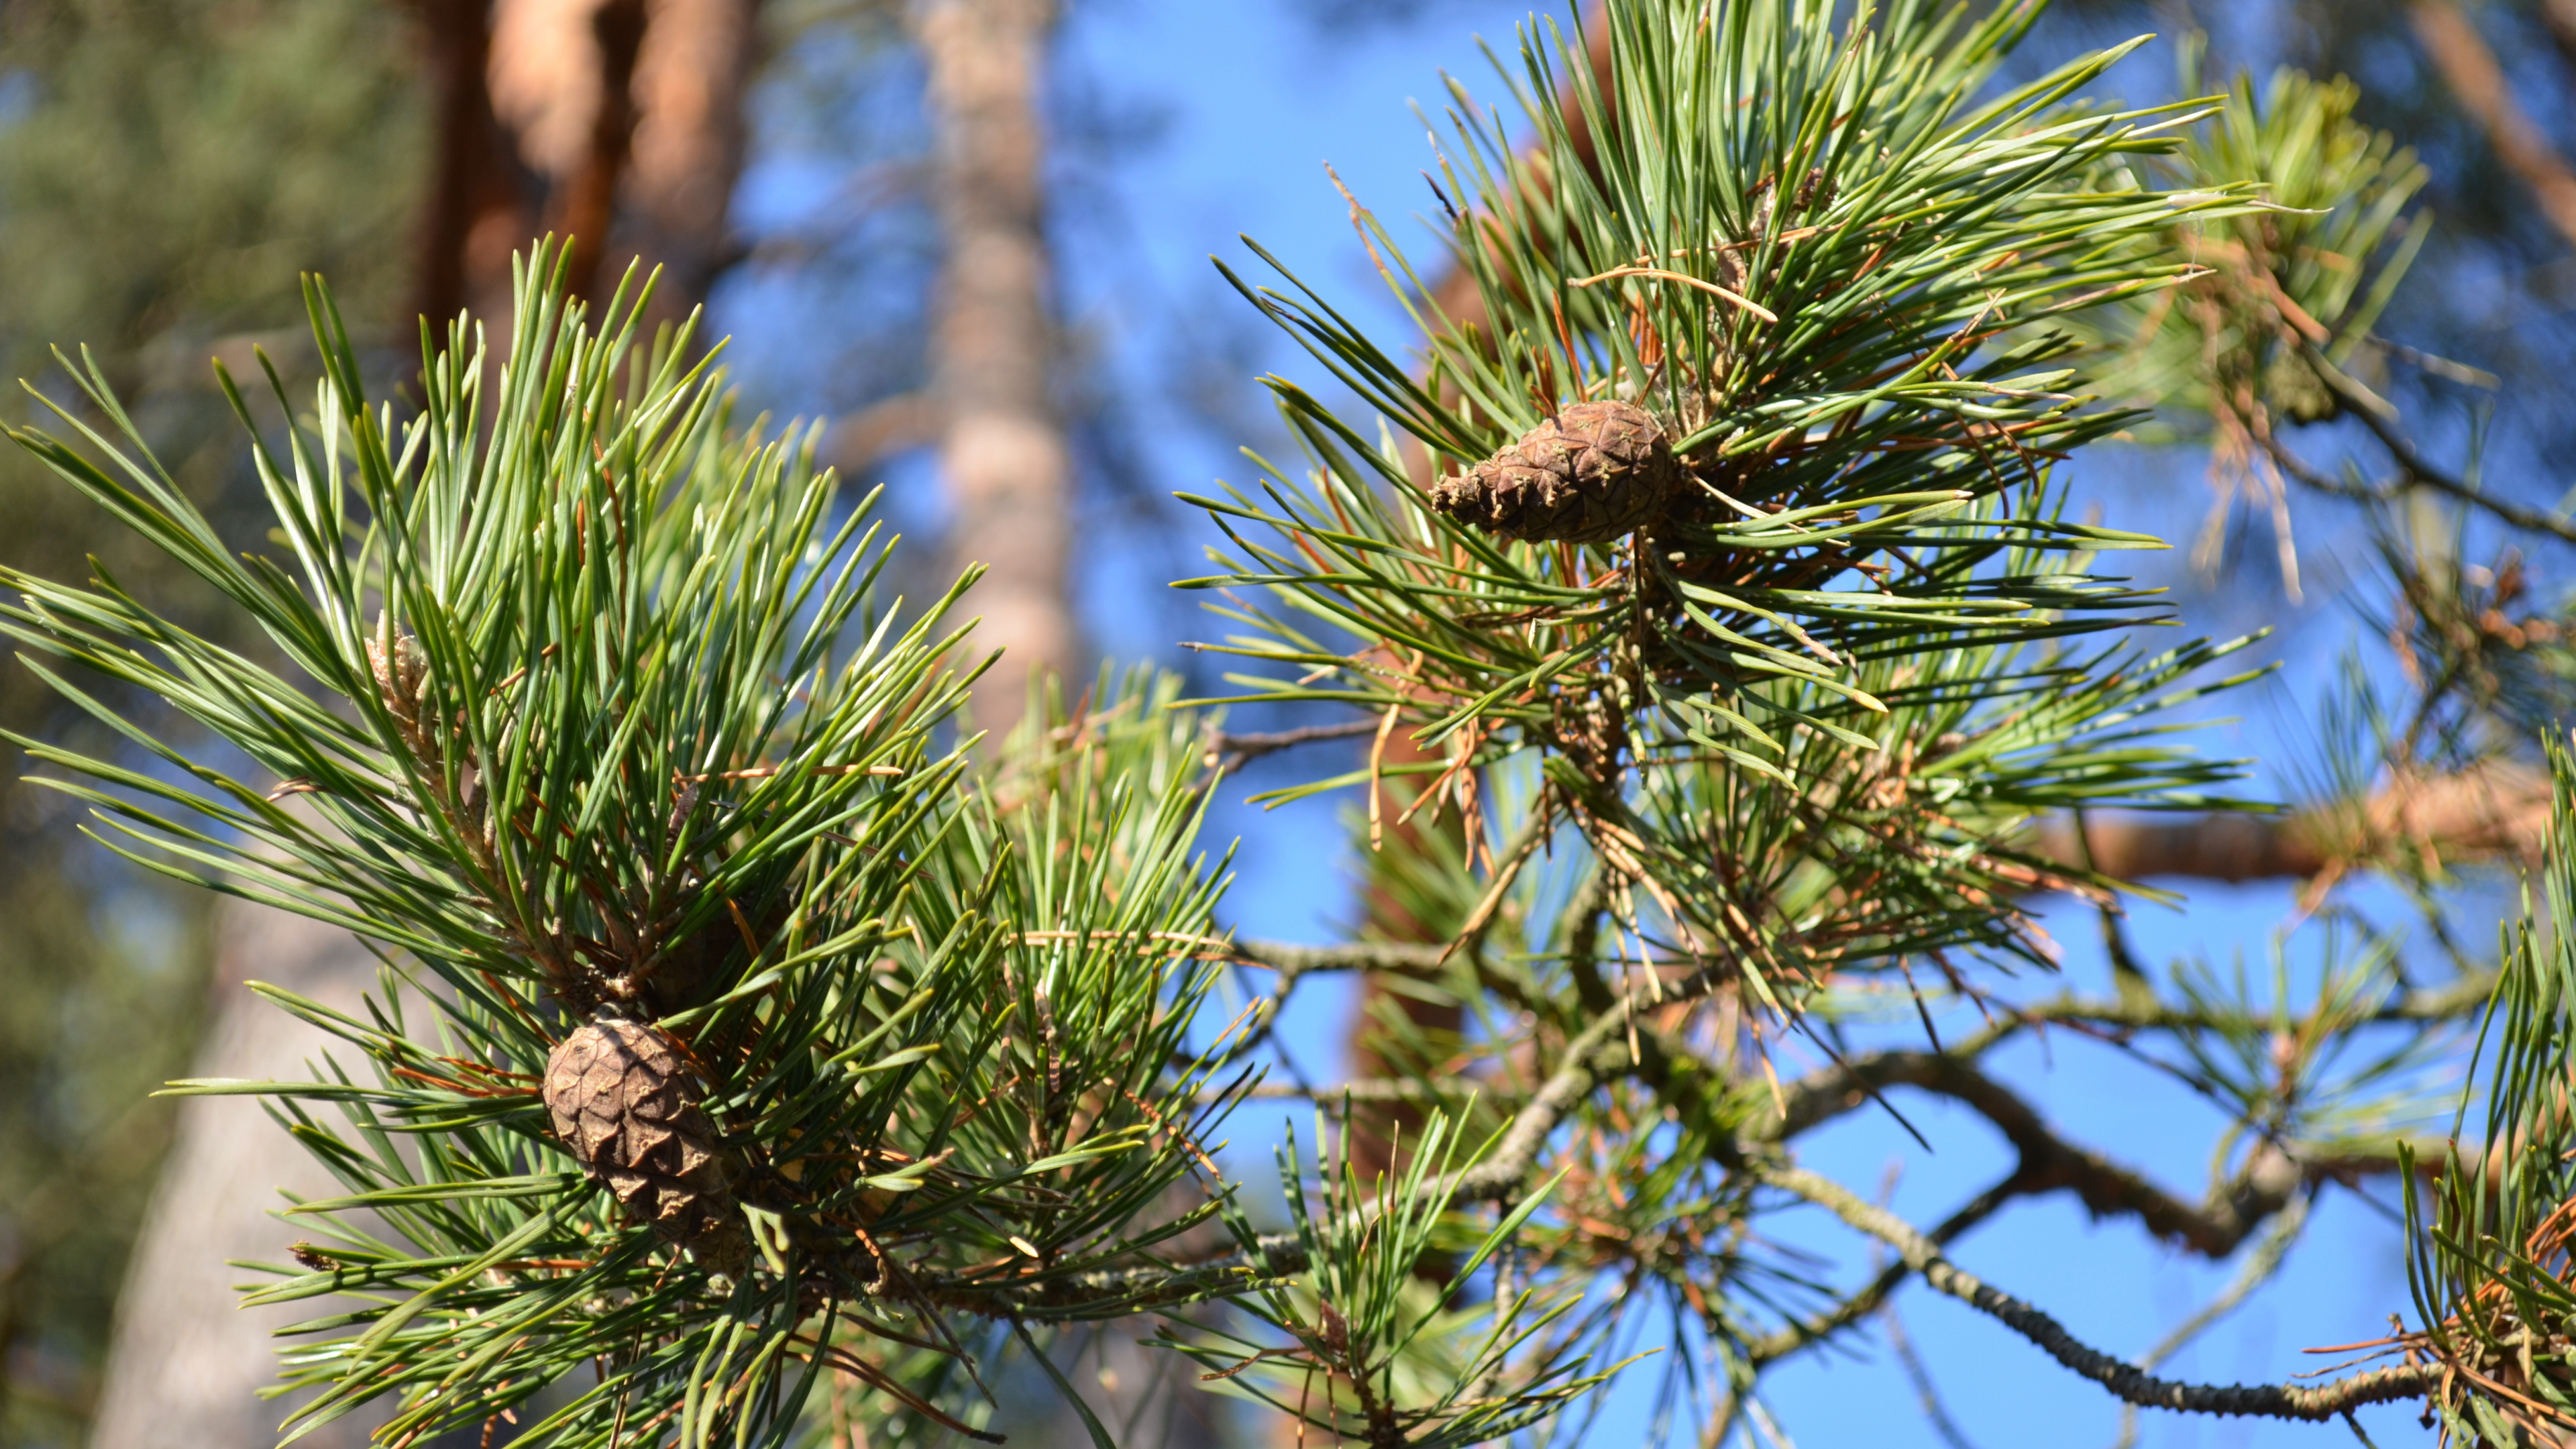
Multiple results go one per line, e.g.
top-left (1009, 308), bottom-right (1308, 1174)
top-left (87, 912), bottom-right (390, 1449)
top-left (87, 5), bottom-right (757, 1440)
top-left (909, 12), bottom-right (1172, 1444)
top-left (547, 0), bottom-right (651, 300)
top-left (2032, 762), bottom-right (2551, 885)
top-left (415, 0), bottom-right (538, 329)
top-left (627, 0), bottom-right (762, 325)
top-left (2548, 0), bottom-right (2576, 71)
top-left (916, 0), bottom-right (1079, 738)
top-left (471, 0), bottom-right (759, 321)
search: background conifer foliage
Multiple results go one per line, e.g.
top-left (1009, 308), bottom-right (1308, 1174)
top-left (23, 0), bottom-right (2576, 1446)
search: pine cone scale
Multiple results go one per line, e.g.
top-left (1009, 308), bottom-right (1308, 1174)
top-left (1429, 399), bottom-right (1685, 543)
top-left (543, 1018), bottom-right (748, 1273)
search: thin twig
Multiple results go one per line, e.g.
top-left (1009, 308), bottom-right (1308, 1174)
top-left (1770, 975), bottom-right (2494, 1146)
top-left (1747, 1177), bottom-right (2024, 1366)
top-left (1202, 718), bottom-right (1380, 772)
top-left (1882, 1303), bottom-right (1982, 1449)
top-left (2283, 344), bottom-right (2576, 545)
top-left (1201, 939), bottom-right (1460, 1069)
top-left (2410, 0), bottom-right (2576, 248)
top-left (1764, 1049), bottom-right (2306, 1257)
top-left (2110, 1193), bottom-right (2313, 1449)
top-left (1763, 1165), bottom-right (2438, 1421)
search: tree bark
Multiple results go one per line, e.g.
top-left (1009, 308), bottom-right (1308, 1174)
top-left (915, 0), bottom-right (1078, 739)
top-left (413, 0), bottom-right (541, 331)
top-left (625, 0), bottom-right (761, 323)
top-left (483, 0), bottom-right (759, 321)
top-left (547, 0), bottom-right (651, 303)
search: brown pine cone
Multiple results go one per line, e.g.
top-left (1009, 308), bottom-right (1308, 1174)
top-left (544, 1018), bottom-right (748, 1275)
top-left (1429, 400), bottom-right (1685, 543)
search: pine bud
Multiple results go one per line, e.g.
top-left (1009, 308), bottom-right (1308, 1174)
top-left (2263, 350), bottom-right (2337, 424)
top-left (1429, 400), bottom-right (1685, 543)
top-left (365, 630), bottom-right (427, 722)
top-left (544, 1017), bottom-right (748, 1275)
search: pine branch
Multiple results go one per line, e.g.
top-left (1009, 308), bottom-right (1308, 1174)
top-left (1769, 1051), bottom-right (2306, 1258)
top-left (1746, 1175), bottom-right (2025, 1367)
top-left (1231, 939), bottom-right (1452, 977)
top-left (1202, 938), bottom-right (1458, 1069)
top-left (1200, 719), bottom-right (1379, 772)
top-left (24, 3), bottom-right (2557, 1440)
top-left (1765, 1165), bottom-right (2440, 1421)
top-left (2004, 975), bottom-right (2498, 1034)
top-left (2111, 1197), bottom-right (2314, 1449)
top-left (2260, 345), bottom-right (2576, 546)
top-left (1764, 973), bottom-right (2497, 1141)
top-left (1448, 1008), bottom-right (1632, 1201)
top-left (983, 995), bottom-right (1662, 1317)
top-left (2032, 762), bottom-right (2550, 883)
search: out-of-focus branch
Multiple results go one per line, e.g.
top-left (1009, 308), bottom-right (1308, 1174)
top-left (1766, 1165), bottom-right (2440, 1421)
top-left (1232, 938), bottom-right (1450, 979)
top-left (1767, 1051), bottom-right (2308, 1258)
top-left (2412, 0), bottom-right (2576, 250)
top-left (2548, 0), bottom-right (2576, 74)
top-left (1205, 937), bottom-right (1456, 1069)
top-left (625, 0), bottom-right (760, 321)
top-left (2261, 350), bottom-right (2576, 545)
top-left (1200, 718), bottom-right (1378, 773)
top-left (2031, 761), bottom-right (2550, 884)
top-left (2010, 974), bottom-right (2496, 1037)
top-left (1238, 1077), bottom-right (1452, 1102)
top-left (1882, 1301), bottom-right (1982, 1449)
